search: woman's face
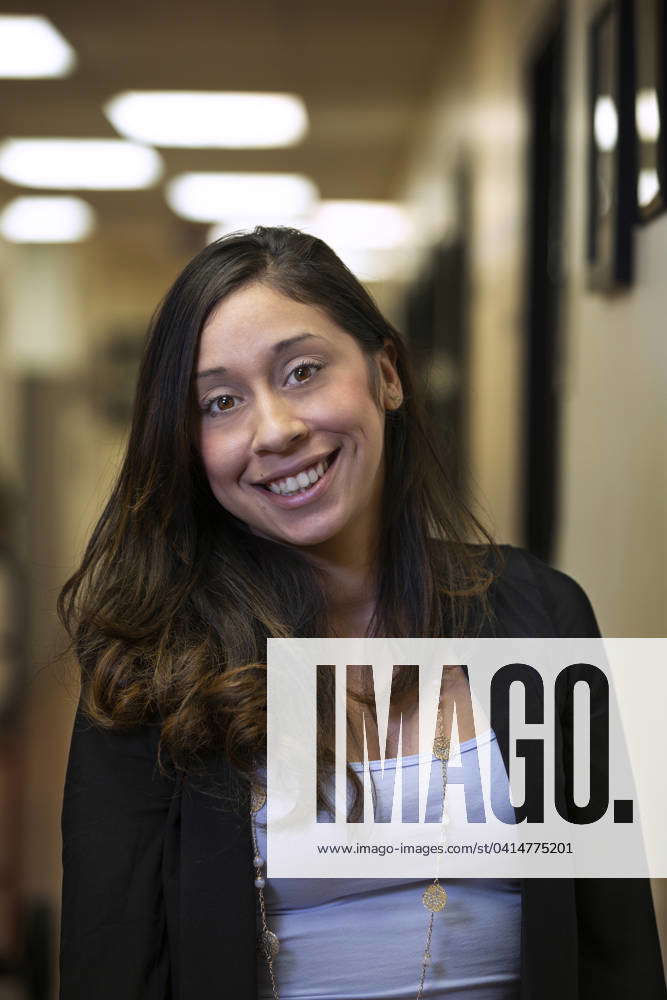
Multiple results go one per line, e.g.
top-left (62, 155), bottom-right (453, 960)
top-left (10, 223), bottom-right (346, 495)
top-left (195, 281), bottom-right (403, 562)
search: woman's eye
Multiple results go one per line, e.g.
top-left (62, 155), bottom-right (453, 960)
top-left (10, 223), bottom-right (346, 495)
top-left (202, 394), bottom-right (236, 417)
top-left (288, 360), bottom-right (324, 384)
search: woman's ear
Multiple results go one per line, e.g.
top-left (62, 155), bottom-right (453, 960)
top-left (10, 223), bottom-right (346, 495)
top-left (379, 339), bottom-right (404, 411)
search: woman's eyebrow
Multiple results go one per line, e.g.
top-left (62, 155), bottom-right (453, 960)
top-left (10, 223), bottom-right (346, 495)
top-left (196, 332), bottom-right (326, 382)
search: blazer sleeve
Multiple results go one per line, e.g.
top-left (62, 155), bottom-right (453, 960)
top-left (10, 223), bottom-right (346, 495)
top-left (527, 553), bottom-right (667, 998)
top-left (59, 700), bottom-right (177, 999)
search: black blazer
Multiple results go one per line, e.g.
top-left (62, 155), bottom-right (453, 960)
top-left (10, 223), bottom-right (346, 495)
top-left (59, 546), bottom-right (667, 999)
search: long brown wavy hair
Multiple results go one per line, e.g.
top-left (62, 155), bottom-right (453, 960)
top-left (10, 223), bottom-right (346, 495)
top-left (57, 226), bottom-right (500, 813)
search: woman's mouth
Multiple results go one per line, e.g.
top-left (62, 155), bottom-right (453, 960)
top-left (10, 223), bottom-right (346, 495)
top-left (254, 449), bottom-right (340, 508)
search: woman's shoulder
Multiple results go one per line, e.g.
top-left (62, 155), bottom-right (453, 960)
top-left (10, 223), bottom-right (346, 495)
top-left (475, 543), bottom-right (602, 638)
top-left (63, 699), bottom-right (176, 802)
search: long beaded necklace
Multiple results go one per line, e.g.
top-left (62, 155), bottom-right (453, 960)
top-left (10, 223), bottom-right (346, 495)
top-left (250, 707), bottom-right (452, 1000)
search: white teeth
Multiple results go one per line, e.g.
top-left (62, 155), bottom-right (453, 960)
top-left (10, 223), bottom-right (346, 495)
top-left (263, 452), bottom-right (335, 495)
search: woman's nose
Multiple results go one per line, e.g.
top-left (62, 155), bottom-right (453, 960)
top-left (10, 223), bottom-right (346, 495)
top-left (250, 389), bottom-right (309, 454)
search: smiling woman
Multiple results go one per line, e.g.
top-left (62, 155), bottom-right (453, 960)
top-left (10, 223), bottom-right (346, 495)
top-left (56, 227), bottom-right (666, 1000)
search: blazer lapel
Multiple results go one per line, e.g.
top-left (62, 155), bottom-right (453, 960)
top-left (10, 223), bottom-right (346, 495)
top-left (487, 648), bottom-right (579, 999)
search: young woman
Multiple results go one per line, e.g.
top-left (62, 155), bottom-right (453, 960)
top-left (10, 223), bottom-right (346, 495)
top-left (58, 227), bottom-right (665, 1000)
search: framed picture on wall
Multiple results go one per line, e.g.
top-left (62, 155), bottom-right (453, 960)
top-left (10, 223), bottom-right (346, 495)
top-left (634, 0), bottom-right (667, 222)
top-left (587, 0), bottom-right (635, 290)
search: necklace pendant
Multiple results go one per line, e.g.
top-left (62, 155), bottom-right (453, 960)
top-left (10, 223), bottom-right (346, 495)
top-left (251, 785), bottom-right (267, 813)
top-left (433, 736), bottom-right (450, 761)
top-left (262, 928), bottom-right (280, 959)
top-left (422, 882), bottom-right (448, 912)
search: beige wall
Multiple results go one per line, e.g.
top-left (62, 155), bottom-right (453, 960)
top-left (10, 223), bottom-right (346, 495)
top-left (559, 0), bottom-right (667, 637)
top-left (402, 0), bottom-right (543, 543)
top-left (402, 0), bottom-right (666, 635)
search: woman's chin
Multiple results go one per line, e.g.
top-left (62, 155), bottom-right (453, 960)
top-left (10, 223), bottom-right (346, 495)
top-left (247, 519), bottom-right (343, 552)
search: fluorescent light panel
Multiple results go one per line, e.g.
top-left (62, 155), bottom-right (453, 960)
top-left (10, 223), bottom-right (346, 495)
top-left (0, 139), bottom-right (163, 190)
top-left (167, 173), bottom-right (318, 223)
top-left (0, 196), bottom-right (94, 243)
top-left (0, 15), bottom-right (75, 78)
top-left (333, 246), bottom-right (407, 283)
top-left (206, 201), bottom-right (414, 282)
top-left (105, 91), bottom-right (308, 148)
top-left (207, 201), bottom-right (412, 249)
top-left (307, 200), bottom-right (414, 250)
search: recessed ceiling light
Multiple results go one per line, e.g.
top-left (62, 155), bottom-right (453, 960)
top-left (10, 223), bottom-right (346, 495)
top-left (0, 196), bottom-right (94, 243)
top-left (205, 206), bottom-right (412, 283)
top-left (306, 201), bottom-right (414, 249)
top-left (0, 15), bottom-right (76, 78)
top-left (0, 139), bottom-right (163, 190)
top-left (331, 246), bottom-right (410, 283)
top-left (105, 91), bottom-right (308, 148)
top-left (166, 173), bottom-right (318, 223)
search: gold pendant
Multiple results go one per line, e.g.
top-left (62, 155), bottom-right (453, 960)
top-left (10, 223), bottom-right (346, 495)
top-left (262, 928), bottom-right (280, 958)
top-left (433, 736), bottom-right (450, 761)
top-left (422, 882), bottom-right (448, 912)
top-left (250, 785), bottom-right (267, 813)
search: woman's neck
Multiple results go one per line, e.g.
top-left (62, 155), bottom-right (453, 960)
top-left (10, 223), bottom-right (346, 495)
top-left (305, 540), bottom-right (379, 638)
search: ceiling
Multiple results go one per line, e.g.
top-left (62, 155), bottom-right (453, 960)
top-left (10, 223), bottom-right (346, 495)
top-left (1, 0), bottom-right (456, 244)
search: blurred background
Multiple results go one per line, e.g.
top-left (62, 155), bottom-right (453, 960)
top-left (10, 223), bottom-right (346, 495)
top-left (0, 0), bottom-right (665, 995)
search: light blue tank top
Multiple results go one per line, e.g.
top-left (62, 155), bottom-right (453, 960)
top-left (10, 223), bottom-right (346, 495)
top-left (253, 729), bottom-right (521, 999)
